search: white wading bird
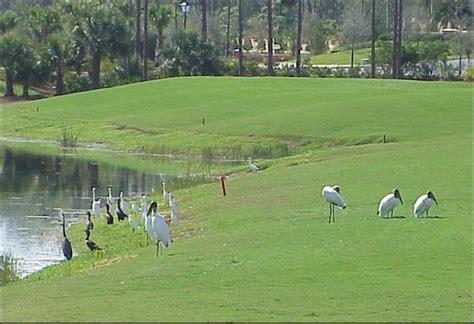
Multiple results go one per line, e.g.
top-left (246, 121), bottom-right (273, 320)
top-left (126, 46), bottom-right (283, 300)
top-left (169, 193), bottom-right (180, 226)
top-left (413, 191), bottom-right (438, 218)
top-left (91, 187), bottom-right (102, 218)
top-left (247, 158), bottom-right (259, 173)
top-left (377, 188), bottom-right (403, 218)
top-left (322, 185), bottom-right (346, 223)
top-left (107, 186), bottom-right (115, 206)
top-left (148, 201), bottom-right (170, 257)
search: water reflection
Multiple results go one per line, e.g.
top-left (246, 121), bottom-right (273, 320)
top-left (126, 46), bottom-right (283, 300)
top-left (0, 144), bottom-right (215, 278)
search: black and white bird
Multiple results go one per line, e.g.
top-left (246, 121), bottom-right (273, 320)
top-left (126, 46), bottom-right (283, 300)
top-left (116, 197), bottom-right (128, 221)
top-left (413, 191), bottom-right (438, 218)
top-left (60, 209), bottom-right (73, 261)
top-left (322, 185), bottom-right (346, 223)
top-left (84, 229), bottom-right (102, 252)
top-left (91, 187), bottom-right (102, 218)
top-left (105, 203), bottom-right (114, 225)
top-left (86, 211), bottom-right (94, 231)
top-left (119, 191), bottom-right (129, 215)
top-left (377, 188), bottom-right (403, 218)
top-left (148, 201), bottom-right (170, 257)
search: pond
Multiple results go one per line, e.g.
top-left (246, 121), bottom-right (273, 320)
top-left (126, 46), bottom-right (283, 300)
top-left (0, 142), bottom-right (220, 279)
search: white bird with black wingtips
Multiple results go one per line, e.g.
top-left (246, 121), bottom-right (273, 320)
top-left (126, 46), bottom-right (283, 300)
top-left (377, 188), bottom-right (403, 218)
top-left (322, 185), bottom-right (346, 223)
top-left (413, 191), bottom-right (438, 218)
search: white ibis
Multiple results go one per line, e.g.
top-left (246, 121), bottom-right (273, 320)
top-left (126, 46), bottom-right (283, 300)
top-left (169, 193), bottom-right (180, 226)
top-left (119, 191), bottom-right (129, 215)
top-left (413, 191), bottom-right (438, 218)
top-left (322, 185), bottom-right (346, 223)
top-left (107, 186), bottom-right (115, 206)
top-left (162, 182), bottom-right (170, 206)
top-left (377, 188), bottom-right (403, 218)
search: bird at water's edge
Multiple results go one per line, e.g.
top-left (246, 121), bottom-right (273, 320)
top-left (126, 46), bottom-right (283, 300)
top-left (60, 209), bottom-right (73, 261)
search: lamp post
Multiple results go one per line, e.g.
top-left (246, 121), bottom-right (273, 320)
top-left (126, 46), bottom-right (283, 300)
top-left (179, 1), bottom-right (190, 31)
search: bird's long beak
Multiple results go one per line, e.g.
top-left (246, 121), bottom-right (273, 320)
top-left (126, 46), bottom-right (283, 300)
top-left (399, 196), bottom-right (403, 205)
top-left (433, 197), bottom-right (438, 205)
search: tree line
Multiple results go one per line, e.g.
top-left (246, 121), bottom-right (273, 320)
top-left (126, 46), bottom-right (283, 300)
top-left (0, 0), bottom-right (472, 97)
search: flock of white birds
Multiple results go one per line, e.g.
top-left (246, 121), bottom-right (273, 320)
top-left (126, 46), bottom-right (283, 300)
top-left (322, 185), bottom-right (438, 223)
top-left (61, 182), bottom-right (179, 261)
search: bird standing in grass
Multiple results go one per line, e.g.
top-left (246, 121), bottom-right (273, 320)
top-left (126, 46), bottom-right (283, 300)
top-left (105, 203), bottom-right (114, 225)
top-left (84, 229), bottom-right (102, 252)
top-left (86, 211), bottom-right (94, 230)
top-left (247, 158), bottom-right (259, 173)
top-left (129, 214), bottom-right (138, 233)
top-left (141, 194), bottom-right (148, 224)
top-left (119, 191), bottom-right (129, 215)
top-left (60, 209), bottom-right (73, 261)
top-left (107, 186), bottom-right (115, 206)
top-left (378, 188), bottom-right (403, 218)
top-left (413, 191), bottom-right (438, 218)
top-left (116, 198), bottom-right (128, 221)
top-left (162, 182), bottom-right (170, 206)
top-left (169, 193), bottom-right (180, 226)
top-left (322, 185), bottom-right (346, 223)
top-left (148, 201), bottom-right (170, 257)
top-left (91, 187), bottom-right (101, 218)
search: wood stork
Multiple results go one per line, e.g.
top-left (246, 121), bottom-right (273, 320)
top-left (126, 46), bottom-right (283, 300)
top-left (107, 186), bottom-right (115, 206)
top-left (116, 198), bottom-right (128, 221)
top-left (86, 211), bottom-right (94, 231)
top-left (148, 201), bottom-right (170, 257)
top-left (91, 187), bottom-right (102, 218)
top-left (322, 185), bottom-right (346, 223)
top-left (105, 203), bottom-right (114, 225)
top-left (144, 202), bottom-right (157, 246)
top-left (169, 193), bottom-right (180, 226)
top-left (60, 209), bottom-right (73, 261)
top-left (413, 191), bottom-right (438, 218)
top-left (248, 158), bottom-right (259, 173)
top-left (84, 229), bottom-right (103, 252)
top-left (377, 188), bottom-right (403, 218)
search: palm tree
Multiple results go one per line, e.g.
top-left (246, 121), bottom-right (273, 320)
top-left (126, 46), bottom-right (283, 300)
top-left (150, 3), bottom-right (172, 66)
top-left (370, 0), bottom-right (376, 78)
top-left (136, 0), bottom-right (142, 60)
top-left (47, 33), bottom-right (67, 95)
top-left (295, 0), bottom-right (303, 76)
top-left (143, 0), bottom-right (148, 80)
top-left (238, 0), bottom-right (244, 75)
top-left (266, 0), bottom-right (274, 76)
top-left (225, 0), bottom-right (231, 57)
top-left (200, 0), bottom-right (207, 40)
top-left (392, 0), bottom-right (403, 79)
top-left (0, 10), bottom-right (17, 97)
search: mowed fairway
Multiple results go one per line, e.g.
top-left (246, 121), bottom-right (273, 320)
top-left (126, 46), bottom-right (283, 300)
top-left (0, 78), bottom-right (471, 321)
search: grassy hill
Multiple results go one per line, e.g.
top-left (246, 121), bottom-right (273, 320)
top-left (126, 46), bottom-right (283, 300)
top-left (0, 77), bottom-right (471, 321)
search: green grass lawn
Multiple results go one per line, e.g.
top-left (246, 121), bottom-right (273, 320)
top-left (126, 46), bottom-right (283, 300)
top-left (0, 77), bottom-right (471, 321)
top-left (309, 48), bottom-right (372, 65)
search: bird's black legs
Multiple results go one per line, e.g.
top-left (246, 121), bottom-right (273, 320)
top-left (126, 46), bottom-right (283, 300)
top-left (328, 203), bottom-right (332, 223)
top-left (328, 204), bottom-right (335, 223)
top-left (156, 242), bottom-right (159, 257)
top-left (390, 210), bottom-right (393, 218)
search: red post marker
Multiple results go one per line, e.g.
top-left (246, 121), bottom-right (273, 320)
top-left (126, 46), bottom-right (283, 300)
top-left (220, 176), bottom-right (227, 196)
